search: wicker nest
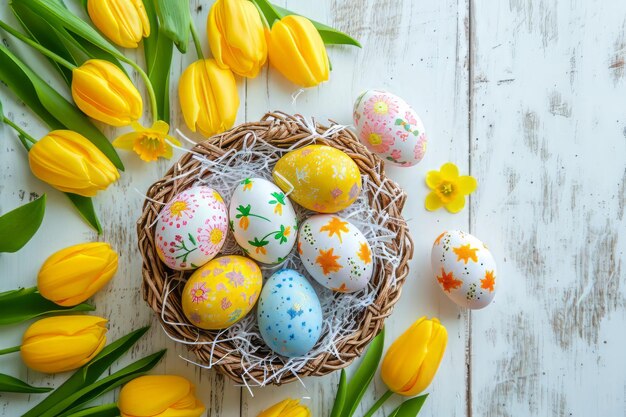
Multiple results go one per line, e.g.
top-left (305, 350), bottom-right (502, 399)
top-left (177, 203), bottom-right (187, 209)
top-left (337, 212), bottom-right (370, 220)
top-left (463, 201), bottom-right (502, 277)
top-left (137, 112), bottom-right (413, 385)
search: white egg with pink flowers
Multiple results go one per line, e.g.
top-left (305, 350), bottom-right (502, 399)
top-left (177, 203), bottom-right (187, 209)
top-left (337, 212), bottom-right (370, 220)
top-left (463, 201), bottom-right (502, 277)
top-left (353, 89), bottom-right (427, 167)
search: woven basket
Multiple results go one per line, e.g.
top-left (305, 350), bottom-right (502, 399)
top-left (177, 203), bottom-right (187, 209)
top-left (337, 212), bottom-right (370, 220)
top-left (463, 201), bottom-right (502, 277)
top-left (137, 112), bottom-right (413, 384)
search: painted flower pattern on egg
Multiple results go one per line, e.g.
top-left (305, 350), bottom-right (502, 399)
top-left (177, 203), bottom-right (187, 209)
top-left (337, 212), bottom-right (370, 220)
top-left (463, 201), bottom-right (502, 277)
top-left (431, 230), bottom-right (497, 309)
top-left (182, 255), bottom-right (262, 330)
top-left (353, 89), bottom-right (428, 167)
top-left (298, 215), bottom-right (373, 293)
top-left (257, 269), bottom-right (323, 357)
top-left (155, 186), bottom-right (228, 270)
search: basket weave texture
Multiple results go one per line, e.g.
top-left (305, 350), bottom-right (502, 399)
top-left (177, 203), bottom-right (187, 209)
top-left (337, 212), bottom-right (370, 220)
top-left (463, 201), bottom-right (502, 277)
top-left (137, 112), bottom-right (413, 384)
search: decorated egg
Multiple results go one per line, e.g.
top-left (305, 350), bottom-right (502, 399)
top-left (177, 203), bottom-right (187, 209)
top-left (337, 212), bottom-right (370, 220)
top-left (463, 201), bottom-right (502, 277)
top-left (298, 215), bottom-right (373, 293)
top-left (182, 255), bottom-right (262, 329)
top-left (272, 145), bottom-right (361, 213)
top-left (353, 89), bottom-right (427, 167)
top-left (431, 230), bottom-right (497, 309)
top-left (229, 178), bottom-right (298, 264)
top-left (155, 186), bottom-right (228, 270)
top-left (257, 269), bottom-right (323, 357)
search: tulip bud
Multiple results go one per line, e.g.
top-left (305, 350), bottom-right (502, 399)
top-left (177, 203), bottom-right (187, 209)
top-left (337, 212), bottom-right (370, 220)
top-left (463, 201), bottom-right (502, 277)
top-left (87, 0), bottom-right (150, 48)
top-left (208, 0), bottom-right (267, 78)
top-left (266, 15), bottom-right (329, 88)
top-left (257, 398), bottom-right (311, 417)
top-left (72, 59), bottom-right (143, 126)
top-left (28, 130), bottom-right (120, 197)
top-left (118, 375), bottom-right (205, 417)
top-left (21, 316), bottom-right (107, 374)
top-left (38, 242), bottom-right (118, 307)
top-left (178, 59), bottom-right (239, 138)
top-left (381, 317), bottom-right (447, 396)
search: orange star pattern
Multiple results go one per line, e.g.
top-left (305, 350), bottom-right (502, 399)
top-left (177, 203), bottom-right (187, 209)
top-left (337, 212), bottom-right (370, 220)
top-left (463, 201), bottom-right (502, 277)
top-left (434, 232), bottom-right (446, 246)
top-left (332, 283), bottom-right (349, 293)
top-left (453, 244), bottom-right (478, 264)
top-left (357, 242), bottom-right (372, 264)
top-left (481, 270), bottom-right (496, 292)
top-left (297, 241), bottom-right (303, 255)
top-left (437, 268), bottom-right (463, 293)
top-left (319, 217), bottom-right (350, 242)
top-left (316, 248), bottom-right (342, 275)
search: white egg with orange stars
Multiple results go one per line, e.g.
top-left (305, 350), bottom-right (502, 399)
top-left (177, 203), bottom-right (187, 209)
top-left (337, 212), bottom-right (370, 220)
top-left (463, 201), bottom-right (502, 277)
top-left (298, 214), bottom-right (373, 293)
top-left (431, 230), bottom-right (497, 309)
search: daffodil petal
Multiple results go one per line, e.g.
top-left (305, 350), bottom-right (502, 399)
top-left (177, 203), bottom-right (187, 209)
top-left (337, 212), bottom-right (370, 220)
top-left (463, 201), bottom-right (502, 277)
top-left (425, 170), bottom-right (442, 189)
top-left (167, 135), bottom-right (182, 147)
top-left (112, 132), bottom-right (139, 150)
top-left (445, 195), bottom-right (466, 213)
top-left (457, 175), bottom-right (477, 195)
top-left (152, 120), bottom-right (170, 135)
top-left (440, 162), bottom-right (459, 180)
top-left (425, 192), bottom-right (444, 211)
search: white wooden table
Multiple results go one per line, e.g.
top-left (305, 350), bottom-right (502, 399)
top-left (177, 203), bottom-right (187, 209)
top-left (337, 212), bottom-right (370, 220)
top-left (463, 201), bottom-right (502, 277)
top-left (1, 0), bottom-right (625, 415)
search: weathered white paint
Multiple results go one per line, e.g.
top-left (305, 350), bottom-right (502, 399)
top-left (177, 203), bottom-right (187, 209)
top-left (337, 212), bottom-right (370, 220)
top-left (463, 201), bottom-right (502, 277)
top-left (1, 0), bottom-right (624, 416)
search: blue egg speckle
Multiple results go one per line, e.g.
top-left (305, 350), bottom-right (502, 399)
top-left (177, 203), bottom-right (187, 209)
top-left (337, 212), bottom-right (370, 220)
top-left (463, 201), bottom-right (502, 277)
top-left (257, 269), bottom-right (323, 357)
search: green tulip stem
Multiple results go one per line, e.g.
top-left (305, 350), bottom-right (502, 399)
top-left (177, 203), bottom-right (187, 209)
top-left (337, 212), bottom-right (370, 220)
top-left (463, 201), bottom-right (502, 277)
top-left (0, 345), bottom-right (21, 355)
top-left (189, 21), bottom-right (204, 60)
top-left (0, 20), bottom-right (76, 71)
top-left (362, 389), bottom-right (393, 417)
top-left (2, 117), bottom-right (38, 145)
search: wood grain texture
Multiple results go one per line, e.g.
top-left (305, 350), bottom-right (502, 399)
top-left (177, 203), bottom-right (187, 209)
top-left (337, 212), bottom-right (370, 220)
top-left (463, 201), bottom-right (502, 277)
top-left (1, 0), bottom-right (625, 416)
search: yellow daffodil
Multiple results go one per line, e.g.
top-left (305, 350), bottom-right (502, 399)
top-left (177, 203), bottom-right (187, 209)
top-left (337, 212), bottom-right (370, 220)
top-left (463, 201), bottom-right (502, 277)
top-left (118, 375), bottom-right (205, 417)
top-left (381, 317), bottom-right (447, 396)
top-left (266, 15), bottom-right (329, 88)
top-left (425, 162), bottom-right (477, 213)
top-left (257, 398), bottom-right (310, 417)
top-left (112, 121), bottom-right (181, 162)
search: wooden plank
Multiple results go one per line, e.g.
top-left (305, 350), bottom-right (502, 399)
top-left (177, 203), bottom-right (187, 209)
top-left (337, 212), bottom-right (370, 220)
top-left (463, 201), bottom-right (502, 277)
top-left (470, 0), bottom-right (626, 415)
top-left (243, 0), bottom-right (471, 416)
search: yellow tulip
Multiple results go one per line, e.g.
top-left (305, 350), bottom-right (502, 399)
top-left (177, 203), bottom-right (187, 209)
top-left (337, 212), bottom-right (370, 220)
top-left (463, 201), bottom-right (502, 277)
top-left (178, 59), bottom-right (239, 137)
top-left (38, 242), bottom-right (118, 307)
top-left (28, 130), bottom-right (120, 197)
top-left (257, 398), bottom-right (310, 417)
top-left (21, 316), bottom-right (107, 374)
top-left (208, 0), bottom-right (267, 78)
top-left (87, 0), bottom-right (150, 48)
top-left (118, 375), bottom-right (205, 417)
top-left (381, 317), bottom-right (447, 396)
top-left (72, 59), bottom-right (143, 126)
top-left (266, 15), bottom-right (329, 88)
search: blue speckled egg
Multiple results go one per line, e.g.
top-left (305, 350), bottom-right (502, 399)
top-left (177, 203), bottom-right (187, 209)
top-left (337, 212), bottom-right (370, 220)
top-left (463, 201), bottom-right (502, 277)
top-left (257, 269), bottom-right (323, 357)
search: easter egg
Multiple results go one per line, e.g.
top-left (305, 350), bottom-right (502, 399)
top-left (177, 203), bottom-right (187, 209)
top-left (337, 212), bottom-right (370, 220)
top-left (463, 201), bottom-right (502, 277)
top-left (353, 89), bottom-right (427, 167)
top-left (431, 230), bottom-right (497, 309)
top-left (155, 186), bottom-right (228, 270)
top-left (272, 145), bottom-right (361, 213)
top-left (229, 178), bottom-right (298, 264)
top-left (257, 269), bottom-right (323, 357)
top-left (182, 255), bottom-right (262, 329)
top-left (298, 215), bottom-right (373, 293)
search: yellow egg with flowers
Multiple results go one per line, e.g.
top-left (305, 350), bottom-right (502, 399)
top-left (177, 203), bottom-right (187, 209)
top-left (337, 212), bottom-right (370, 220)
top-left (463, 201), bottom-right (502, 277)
top-left (182, 255), bottom-right (262, 330)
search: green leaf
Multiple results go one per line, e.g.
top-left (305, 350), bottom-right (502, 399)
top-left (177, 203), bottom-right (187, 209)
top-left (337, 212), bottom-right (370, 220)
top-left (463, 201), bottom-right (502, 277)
top-left (387, 394), bottom-right (428, 417)
top-left (0, 287), bottom-right (94, 325)
top-left (65, 193), bottom-right (102, 234)
top-left (251, 0), bottom-right (282, 27)
top-left (144, 0), bottom-right (173, 123)
top-left (45, 350), bottom-right (166, 417)
top-left (330, 369), bottom-right (347, 417)
top-left (0, 195), bottom-right (46, 252)
top-left (0, 373), bottom-right (52, 393)
top-left (343, 328), bottom-right (385, 417)
top-left (0, 44), bottom-right (124, 171)
top-left (271, 5), bottom-right (361, 47)
top-left (23, 326), bottom-right (150, 417)
top-left (64, 404), bottom-right (120, 417)
top-left (0, 95), bottom-right (4, 121)
top-left (154, 0), bottom-right (191, 53)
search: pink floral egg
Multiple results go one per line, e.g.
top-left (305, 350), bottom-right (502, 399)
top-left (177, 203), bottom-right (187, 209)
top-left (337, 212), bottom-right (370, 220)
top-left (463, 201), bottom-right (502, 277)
top-left (155, 185), bottom-right (228, 271)
top-left (353, 89), bottom-right (427, 167)
top-left (182, 255), bottom-right (262, 330)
